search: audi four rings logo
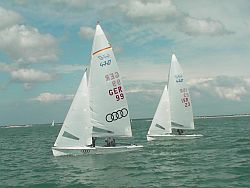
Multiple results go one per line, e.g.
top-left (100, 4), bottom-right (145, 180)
top-left (106, 108), bottom-right (128, 122)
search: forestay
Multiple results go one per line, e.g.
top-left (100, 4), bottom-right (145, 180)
top-left (88, 24), bottom-right (132, 138)
top-left (168, 54), bottom-right (194, 130)
top-left (147, 85), bottom-right (172, 135)
top-left (54, 72), bottom-right (92, 147)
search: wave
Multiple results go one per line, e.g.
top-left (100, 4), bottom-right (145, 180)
top-left (1, 124), bottom-right (32, 129)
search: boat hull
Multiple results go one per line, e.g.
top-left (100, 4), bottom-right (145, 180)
top-left (147, 134), bottom-right (203, 141)
top-left (52, 145), bottom-right (143, 157)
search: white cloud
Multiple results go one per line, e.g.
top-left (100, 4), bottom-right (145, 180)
top-left (119, 0), bottom-right (231, 37)
top-left (190, 76), bottom-right (250, 101)
top-left (187, 77), bottom-right (214, 86)
top-left (30, 92), bottom-right (74, 103)
top-left (48, 0), bottom-right (90, 8)
top-left (215, 86), bottom-right (247, 101)
top-left (0, 25), bottom-right (58, 63)
top-left (0, 63), bottom-right (56, 88)
top-left (126, 86), bottom-right (162, 95)
top-left (121, 0), bottom-right (180, 22)
top-left (79, 26), bottom-right (95, 39)
top-left (178, 17), bottom-right (232, 36)
top-left (52, 64), bottom-right (86, 74)
top-left (0, 6), bottom-right (22, 30)
top-left (11, 68), bottom-right (55, 82)
top-left (10, 0), bottom-right (90, 8)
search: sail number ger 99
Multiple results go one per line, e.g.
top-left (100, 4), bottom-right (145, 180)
top-left (109, 86), bottom-right (124, 101)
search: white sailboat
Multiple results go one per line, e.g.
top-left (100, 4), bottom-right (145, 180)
top-left (51, 120), bottom-right (55, 127)
top-left (52, 23), bottom-right (143, 156)
top-left (147, 54), bottom-right (203, 141)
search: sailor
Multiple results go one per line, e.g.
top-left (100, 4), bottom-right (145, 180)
top-left (177, 129), bottom-right (184, 135)
top-left (105, 137), bottom-right (112, 147)
top-left (92, 137), bottom-right (96, 147)
top-left (111, 138), bottom-right (116, 147)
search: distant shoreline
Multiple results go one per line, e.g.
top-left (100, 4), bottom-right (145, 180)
top-left (132, 113), bottom-right (250, 121)
top-left (1, 114), bottom-right (250, 127)
top-left (194, 114), bottom-right (250, 119)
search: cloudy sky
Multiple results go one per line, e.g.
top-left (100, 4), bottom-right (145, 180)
top-left (0, 0), bottom-right (250, 125)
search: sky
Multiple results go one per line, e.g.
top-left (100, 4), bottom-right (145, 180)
top-left (1, 0), bottom-right (250, 126)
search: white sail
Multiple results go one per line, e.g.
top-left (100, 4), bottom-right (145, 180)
top-left (54, 71), bottom-right (92, 147)
top-left (147, 85), bottom-right (172, 136)
top-left (88, 24), bottom-right (132, 138)
top-left (168, 54), bottom-right (194, 130)
top-left (51, 120), bottom-right (55, 127)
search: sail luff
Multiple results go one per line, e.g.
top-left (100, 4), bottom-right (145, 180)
top-left (167, 55), bottom-right (172, 89)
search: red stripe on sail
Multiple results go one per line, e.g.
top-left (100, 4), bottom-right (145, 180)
top-left (92, 46), bottom-right (112, 55)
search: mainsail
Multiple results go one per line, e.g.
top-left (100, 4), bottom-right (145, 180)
top-left (88, 24), bottom-right (132, 137)
top-left (147, 85), bottom-right (172, 135)
top-left (168, 54), bottom-right (194, 130)
top-left (54, 72), bottom-right (92, 147)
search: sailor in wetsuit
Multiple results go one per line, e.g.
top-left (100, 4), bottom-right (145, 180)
top-left (105, 137), bottom-right (116, 147)
top-left (177, 129), bottom-right (184, 135)
top-left (92, 137), bottom-right (96, 147)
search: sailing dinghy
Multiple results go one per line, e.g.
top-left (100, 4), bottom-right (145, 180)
top-left (52, 23), bottom-right (143, 156)
top-left (51, 120), bottom-right (55, 127)
top-left (147, 54), bottom-right (203, 141)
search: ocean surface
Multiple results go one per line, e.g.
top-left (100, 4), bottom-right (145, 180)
top-left (1, 117), bottom-right (250, 188)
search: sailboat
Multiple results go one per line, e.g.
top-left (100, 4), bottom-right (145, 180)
top-left (51, 120), bottom-right (55, 127)
top-left (52, 23), bottom-right (143, 156)
top-left (147, 54), bottom-right (203, 141)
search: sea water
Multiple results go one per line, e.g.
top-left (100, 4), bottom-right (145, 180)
top-left (0, 117), bottom-right (249, 187)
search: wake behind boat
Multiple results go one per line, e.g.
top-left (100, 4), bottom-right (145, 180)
top-left (147, 54), bottom-right (203, 141)
top-left (1, 124), bottom-right (32, 129)
top-left (52, 23), bottom-right (143, 156)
